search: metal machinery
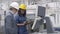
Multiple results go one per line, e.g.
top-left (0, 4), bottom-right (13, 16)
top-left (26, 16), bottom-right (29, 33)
top-left (26, 5), bottom-right (46, 33)
top-left (26, 2), bottom-right (60, 34)
top-left (45, 2), bottom-right (60, 33)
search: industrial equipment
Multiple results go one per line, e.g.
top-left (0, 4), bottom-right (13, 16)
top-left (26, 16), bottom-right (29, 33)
top-left (26, 5), bottom-right (46, 32)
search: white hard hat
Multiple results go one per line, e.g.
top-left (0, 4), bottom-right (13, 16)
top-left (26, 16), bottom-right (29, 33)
top-left (10, 2), bottom-right (19, 10)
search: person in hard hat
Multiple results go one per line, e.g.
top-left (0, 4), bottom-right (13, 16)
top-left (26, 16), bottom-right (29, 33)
top-left (5, 2), bottom-right (19, 34)
top-left (15, 4), bottom-right (28, 34)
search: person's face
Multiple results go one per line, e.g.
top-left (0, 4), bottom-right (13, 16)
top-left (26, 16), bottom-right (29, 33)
top-left (20, 9), bottom-right (25, 14)
top-left (11, 7), bottom-right (18, 14)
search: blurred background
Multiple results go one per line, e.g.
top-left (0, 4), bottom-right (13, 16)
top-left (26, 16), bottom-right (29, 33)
top-left (0, 0), bottom-right (60, 34)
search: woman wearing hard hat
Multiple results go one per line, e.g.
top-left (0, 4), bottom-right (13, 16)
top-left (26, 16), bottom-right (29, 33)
top-left (15, 4), bottom-right (28, 34)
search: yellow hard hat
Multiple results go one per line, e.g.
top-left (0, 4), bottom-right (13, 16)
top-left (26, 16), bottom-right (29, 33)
top-left (19, 4), bottom-right (26, 10)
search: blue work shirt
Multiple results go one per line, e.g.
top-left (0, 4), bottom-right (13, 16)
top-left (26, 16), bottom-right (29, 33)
top-left (15, 14), bottom-right (28, 34)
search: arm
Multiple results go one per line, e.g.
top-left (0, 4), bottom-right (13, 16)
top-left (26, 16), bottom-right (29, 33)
top-left (5, 15), bottom-right (12, 29)
top-left (24, 20), bottom-right (32, 25)
top-left (17, 21), bottom-right (26, 26)
top-left (18, 21), bottom-right (31, 25)
top-left (17, 23), bottom-right (25, 26)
